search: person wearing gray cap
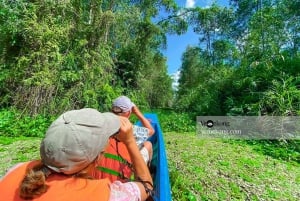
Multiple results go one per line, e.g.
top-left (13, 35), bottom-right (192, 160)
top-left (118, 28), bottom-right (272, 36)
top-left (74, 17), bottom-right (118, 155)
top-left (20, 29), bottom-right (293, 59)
top-left (111, 96), bottom-right (155, 164)
top-left (0, 108), bottom-right (153, 201)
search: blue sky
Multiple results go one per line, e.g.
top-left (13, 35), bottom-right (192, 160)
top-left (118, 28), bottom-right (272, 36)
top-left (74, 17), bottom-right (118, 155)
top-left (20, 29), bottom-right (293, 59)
top-left (163, 0), bottom-right (228, 75)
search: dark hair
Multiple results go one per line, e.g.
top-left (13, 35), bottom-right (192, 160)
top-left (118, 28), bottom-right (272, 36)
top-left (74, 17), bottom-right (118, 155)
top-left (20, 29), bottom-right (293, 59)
top-left (19, 163), bottom-right (51, 200)
top-left (111, 106), bottom-right (123, 114)
top-left (19, 161), bottom-right (95, 199)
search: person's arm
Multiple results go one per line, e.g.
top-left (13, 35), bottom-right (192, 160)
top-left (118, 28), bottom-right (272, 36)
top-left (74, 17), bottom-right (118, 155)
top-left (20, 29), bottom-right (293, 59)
top-left (117, 117), bottom-right (153, 201)
top-left (132, 106), bottom-right (155, 136)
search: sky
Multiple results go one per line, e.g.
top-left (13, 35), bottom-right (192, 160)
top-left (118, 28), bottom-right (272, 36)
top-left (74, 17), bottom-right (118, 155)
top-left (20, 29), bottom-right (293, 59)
top-left (162, 0), bottom-right (229, 78)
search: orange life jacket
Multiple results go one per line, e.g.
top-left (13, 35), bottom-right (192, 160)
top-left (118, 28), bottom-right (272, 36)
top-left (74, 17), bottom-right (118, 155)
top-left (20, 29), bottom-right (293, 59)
top-left (0, 160), bottom-right (110, 201)
top-left (95, 138), bottom-right (134, 182)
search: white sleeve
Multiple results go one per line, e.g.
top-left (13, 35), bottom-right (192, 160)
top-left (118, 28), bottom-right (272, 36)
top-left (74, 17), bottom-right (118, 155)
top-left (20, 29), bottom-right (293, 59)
top-left (109, 181), bottom-right (141, 201)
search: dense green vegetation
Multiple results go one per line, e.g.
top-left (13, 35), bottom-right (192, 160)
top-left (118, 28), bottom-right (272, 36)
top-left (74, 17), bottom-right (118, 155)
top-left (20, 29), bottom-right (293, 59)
top-left (1, 0), bottom-right (299, 117)
top-left (0, 108), bottom-right (195, 137)
top-left (0, 0), bottom-right (299, 200)
top-left (175, 0), bottom-right (300, 117)
top-left (0, 0), bottom-right (177, 115)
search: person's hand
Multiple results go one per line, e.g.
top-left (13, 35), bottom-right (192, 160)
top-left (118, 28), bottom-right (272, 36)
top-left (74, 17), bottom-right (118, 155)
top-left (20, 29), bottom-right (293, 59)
top-left (116, 116), bottom-right (135, 145)
top-left (131, 106), bottom-right (142, 117)
top-left (131, 106), bottom-right (138, 114)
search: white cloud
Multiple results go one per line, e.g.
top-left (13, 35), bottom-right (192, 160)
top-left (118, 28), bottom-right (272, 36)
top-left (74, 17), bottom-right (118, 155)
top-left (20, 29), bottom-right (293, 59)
top-left (171, 70), bottom-right (181, 90)
top-left (176, 8), bottom-right (189, 20)
top-left (204, 0), bottom-right (213, 8)
top-left (185, 0), bottom-right (196, 8)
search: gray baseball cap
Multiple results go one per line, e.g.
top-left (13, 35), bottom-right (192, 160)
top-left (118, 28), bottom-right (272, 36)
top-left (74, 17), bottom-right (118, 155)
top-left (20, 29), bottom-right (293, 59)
top-left (40, 108), bottom-right (120, 175)
top-left (112, 96), bottom-right (135, 113)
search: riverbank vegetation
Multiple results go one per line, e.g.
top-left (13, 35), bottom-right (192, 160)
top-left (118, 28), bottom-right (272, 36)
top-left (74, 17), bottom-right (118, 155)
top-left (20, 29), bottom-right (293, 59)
top-left (0, 0), bottom-right (299, 200)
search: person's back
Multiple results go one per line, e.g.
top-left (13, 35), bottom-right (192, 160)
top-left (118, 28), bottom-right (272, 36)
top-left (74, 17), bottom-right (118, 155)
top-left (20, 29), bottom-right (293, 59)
top-left (111, 96), bottom-right (154, 162)
top-left (0, 161), bottom-right (110, 201)
top-left (96, 96), bottom-right (155, 182)
top-left (95, 138), bottom-right (134, 182)
top-left (0, 108), bottom-right (153, 201)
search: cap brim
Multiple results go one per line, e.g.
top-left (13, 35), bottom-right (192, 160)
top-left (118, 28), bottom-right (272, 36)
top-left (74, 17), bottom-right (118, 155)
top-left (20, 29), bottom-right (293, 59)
top-left (102, 112), bottom-right (121, 137)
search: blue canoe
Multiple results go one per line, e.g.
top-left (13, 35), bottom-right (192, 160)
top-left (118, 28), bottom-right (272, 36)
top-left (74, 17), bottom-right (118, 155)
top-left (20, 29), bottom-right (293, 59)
top-left (135, 113), bottom-right (172, 201)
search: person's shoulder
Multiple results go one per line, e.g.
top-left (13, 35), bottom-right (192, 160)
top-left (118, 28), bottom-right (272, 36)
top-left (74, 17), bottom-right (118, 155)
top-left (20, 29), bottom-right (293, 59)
top-left (1, 162), bottom-right (24, 180)
top-left (1, 161), bottom-right (37, 181)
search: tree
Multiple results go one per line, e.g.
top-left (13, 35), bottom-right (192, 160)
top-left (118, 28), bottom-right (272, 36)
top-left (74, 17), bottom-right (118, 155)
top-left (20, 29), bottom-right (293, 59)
top-left (0, 0), bottom-right (177, 115)
top-left (175, 0), bottom-right (300, 116)
top-left (189, 4), bottom-right (235, 65)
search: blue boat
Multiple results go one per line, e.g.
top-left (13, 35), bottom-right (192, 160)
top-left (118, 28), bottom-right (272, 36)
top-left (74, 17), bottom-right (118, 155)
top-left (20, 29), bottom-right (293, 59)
top-left (135, 113), bottom-right (172, 201)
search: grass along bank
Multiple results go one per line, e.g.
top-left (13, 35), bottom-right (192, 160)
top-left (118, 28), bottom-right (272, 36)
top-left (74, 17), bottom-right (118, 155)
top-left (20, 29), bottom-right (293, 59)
top-left (0, 134), bottom-right (299, 201)
top-left (0, 136), bottom-right (41, 177)
top-left (164, 132), bottom-right (300, 201)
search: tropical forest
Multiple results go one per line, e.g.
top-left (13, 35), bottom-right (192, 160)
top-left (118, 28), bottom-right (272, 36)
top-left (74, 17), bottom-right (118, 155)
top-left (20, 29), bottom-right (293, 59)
top-left (0, 0), bottom-right (299, 200)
